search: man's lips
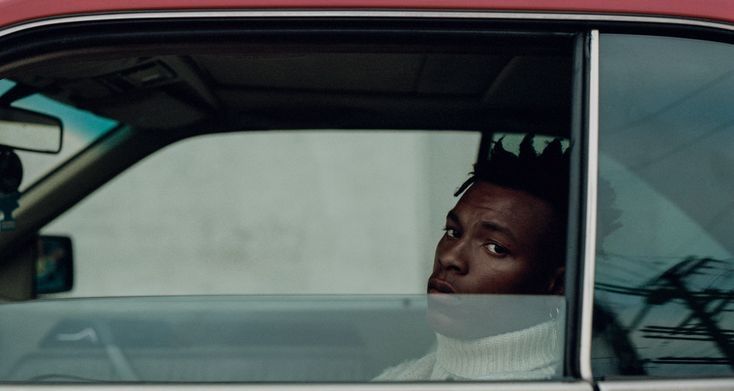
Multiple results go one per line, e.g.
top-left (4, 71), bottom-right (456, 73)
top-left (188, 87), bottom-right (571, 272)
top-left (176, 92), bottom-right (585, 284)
top-left (428, 278), bottom-right (456, 294)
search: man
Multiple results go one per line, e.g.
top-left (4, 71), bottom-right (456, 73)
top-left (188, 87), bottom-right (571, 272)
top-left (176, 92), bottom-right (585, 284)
top-left (376, 133), bottom-right (568, 381)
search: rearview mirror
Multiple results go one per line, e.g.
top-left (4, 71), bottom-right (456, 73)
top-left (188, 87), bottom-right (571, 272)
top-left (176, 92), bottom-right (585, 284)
top-left (35, 235), bottom-right (74, 294)
top-left (0, 106), bottom-right (63, 153)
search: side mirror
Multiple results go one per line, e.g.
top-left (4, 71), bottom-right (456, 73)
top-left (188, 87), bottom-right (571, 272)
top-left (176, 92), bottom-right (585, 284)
top-left (35, 235), bottom-right (74, 295)
top-left (0, 106), bottom-right (63, 153)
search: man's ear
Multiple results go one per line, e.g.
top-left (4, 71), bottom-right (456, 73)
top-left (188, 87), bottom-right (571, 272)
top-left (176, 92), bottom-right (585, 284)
top-left (547, 266), bottom-right (565, 295)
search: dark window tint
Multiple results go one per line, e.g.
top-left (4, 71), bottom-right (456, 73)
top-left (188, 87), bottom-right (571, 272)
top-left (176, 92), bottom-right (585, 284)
top-left (593, 34), bottom-right (734, 378)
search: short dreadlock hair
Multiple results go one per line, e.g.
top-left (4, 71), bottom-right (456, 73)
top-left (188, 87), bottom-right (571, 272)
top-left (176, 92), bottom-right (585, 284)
top-left (455, 133), bottom-right (570, 271)
top-left (455, 133), bottom-right (570, 219)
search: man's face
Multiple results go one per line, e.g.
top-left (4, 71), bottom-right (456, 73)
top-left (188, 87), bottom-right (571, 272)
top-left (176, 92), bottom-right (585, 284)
top-left (426, 181), bottom-right (564, 338)
top-left (428, 181), bottom-right (562, 296)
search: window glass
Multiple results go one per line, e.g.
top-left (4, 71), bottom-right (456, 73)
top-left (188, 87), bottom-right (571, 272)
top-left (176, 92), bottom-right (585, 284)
top-left (593, 34), bottom-right (734, 378)
top-left (0, 295), bottom-right (565, 382)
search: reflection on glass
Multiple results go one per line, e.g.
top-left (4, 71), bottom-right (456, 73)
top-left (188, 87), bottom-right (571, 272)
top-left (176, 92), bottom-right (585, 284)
top-left (594, 34), bottom-right (734, 377)
top-left (375, 295), bottom-right (564, 381)
top-left (0, 295), bottom-right (564, 383)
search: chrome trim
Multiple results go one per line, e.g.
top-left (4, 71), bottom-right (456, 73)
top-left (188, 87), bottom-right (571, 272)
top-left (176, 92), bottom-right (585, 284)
top-left (0, 382), bottom-right (594, 391)
top-left (579, 29), bottom-right (599, 382)
top-left (599, 378), bottom-right (734, 391)
top-left (0, 10), bottom-right (733, 39)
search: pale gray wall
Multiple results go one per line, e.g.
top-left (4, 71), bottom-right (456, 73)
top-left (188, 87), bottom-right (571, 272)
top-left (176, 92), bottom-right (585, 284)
top-left (44, 131), bottom-right (479, 296)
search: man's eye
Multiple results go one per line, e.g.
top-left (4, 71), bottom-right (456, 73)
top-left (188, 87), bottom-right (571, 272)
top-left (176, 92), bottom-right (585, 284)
top-left (485, 243), bottom-right (509, 256)
top-left (443, 228), bottom-right (460, 238)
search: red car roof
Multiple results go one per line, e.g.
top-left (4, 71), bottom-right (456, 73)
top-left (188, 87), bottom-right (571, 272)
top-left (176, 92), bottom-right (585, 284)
top-left (0, 0), bottom-right (733, 30)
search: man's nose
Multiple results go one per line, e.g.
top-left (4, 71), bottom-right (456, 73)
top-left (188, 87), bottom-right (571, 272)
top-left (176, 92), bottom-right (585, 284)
top-left (437, 238), bottom-right (469, 274)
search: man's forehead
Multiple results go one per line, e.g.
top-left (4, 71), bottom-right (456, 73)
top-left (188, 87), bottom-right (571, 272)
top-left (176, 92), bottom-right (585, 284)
top-left (453, 182), bottom-right (556, 223)
top-left (459, 182), bottom-right (530, 208)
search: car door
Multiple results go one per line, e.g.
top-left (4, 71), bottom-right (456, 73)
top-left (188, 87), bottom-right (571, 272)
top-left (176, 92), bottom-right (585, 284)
top-left (0, 10), bottom-right (594, 389)
top-left (5, 5), bottom-right (732, 391)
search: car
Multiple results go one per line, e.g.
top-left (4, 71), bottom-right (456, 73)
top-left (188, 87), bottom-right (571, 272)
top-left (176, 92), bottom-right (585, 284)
top-left (0, 1), bottom-right (733, 390)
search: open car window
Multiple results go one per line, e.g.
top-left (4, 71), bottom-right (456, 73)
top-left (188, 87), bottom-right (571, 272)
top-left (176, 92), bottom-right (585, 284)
top-left (0, 25), bottom-right (579, 384)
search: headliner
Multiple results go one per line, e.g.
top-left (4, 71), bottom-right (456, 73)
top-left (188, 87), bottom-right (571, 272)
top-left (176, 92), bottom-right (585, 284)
top-left (4, 34), bottom-right (574, 135)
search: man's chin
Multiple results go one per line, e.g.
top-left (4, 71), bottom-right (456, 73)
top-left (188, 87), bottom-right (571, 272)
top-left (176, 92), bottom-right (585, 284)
top-left (426, 293), bottom-right (485, 339)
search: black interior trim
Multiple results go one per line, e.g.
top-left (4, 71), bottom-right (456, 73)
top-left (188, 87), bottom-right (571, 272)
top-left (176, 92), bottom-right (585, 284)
top-left (565, 31), bottom-right (589, 380)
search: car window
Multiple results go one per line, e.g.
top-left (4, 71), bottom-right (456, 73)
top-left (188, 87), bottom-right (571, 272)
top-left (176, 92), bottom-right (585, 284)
top-left (0, 29), bottom-right (577, 384)
top-left (593, 34), bottom-right (734, 378)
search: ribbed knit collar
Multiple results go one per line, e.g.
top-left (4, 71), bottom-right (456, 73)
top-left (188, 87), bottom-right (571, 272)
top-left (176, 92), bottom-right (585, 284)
top-left (433, 317), bottom-right (563, 380)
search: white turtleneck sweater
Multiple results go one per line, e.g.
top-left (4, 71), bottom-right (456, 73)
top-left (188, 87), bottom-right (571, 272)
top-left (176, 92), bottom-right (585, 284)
top-left (374, 318), bottom-right (562, 381)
